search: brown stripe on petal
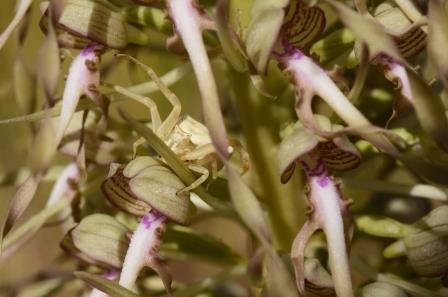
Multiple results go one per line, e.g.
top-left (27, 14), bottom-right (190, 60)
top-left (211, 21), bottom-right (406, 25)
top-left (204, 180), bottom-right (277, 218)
top-left (305, 284), bottom-right (336, 297)
top-left (397, 28), bottom-right (426, 58)
top-left (281, 0), bottom-right (326, 49)
top-left (101, 169), bottom-right (151, 216)
top-left (318, 141), bottom-right (360, 171)
top-left (58, 0), bottom-right (127, 49)
top-left (374, 4), bottom-right (426, 58)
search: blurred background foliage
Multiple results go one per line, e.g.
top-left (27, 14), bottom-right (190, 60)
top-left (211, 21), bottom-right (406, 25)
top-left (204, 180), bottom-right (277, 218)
top-left (1, 0), bottom-right (448, 296)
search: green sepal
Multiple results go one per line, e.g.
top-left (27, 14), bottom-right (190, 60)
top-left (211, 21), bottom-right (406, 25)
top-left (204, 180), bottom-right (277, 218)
top-left (404, 205), bottom-right (448, 276)
top-left (103, 157), bottom-right (195, 224)
top-left (62, 214), bottom-right (130, 269)
top-left (125, 6), bottom-right (172, 34)
top-left (58, 0), bottom-right (127, 49)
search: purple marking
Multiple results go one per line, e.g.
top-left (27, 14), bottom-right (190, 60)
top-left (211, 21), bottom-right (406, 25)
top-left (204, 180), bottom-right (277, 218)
top-left (104, 270), bottom-right (119, 280)
top-left (301, 159), bottom-right (327, 177)
top-left (283, 41), bottom-right (304, 59)
top-left (81, 43), bottom-right (103, 56)
top-left (141, 209), bottom-right (165, 229)
top-left (273, 41), bottom-right (304, 60)
top-left (317, 176), bottom-right (330, 187)
top-left (375, 52), bottom-right (390, 62)
top-left (312, 162), bottom-right (326, 176)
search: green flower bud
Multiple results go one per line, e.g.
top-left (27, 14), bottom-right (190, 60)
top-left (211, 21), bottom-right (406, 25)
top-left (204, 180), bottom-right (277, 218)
top-left (125, 6), bottom-right (172, 34)
top-left (58, 0), bottom-right (127, 49)
top-left (102, 157), bottom-right (194, 224)
top-left (61, 214), bottom-right (130, 269)
top-left (404, 205), bottom-right (448, 277)
top-left (362, 282), bottom-right (407, 297)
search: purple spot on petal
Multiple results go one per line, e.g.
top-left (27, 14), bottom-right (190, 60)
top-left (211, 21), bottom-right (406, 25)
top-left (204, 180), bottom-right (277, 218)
top-left (81, 43), bottom-right (102, 56)
top-left (273, 41), bottom-right (304, 61)
top-left (141, 215), bottom-right (149, 228)
top-left (283, 41), bottom-right (304, 59)
top-left (104, 270), bottom-right (119, 280)
top-left (141, 209), bottom-right (165, 229)
top-left (317, 176), bottom-right (330, 187)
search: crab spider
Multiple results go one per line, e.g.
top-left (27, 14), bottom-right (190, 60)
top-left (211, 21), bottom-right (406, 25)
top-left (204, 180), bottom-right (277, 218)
top-left (113, 54), bottom-right (225, 193)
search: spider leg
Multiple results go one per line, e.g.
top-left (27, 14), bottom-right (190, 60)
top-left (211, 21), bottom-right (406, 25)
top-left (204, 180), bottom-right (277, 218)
top-left (116, 54), bottom-right (181, 140)
top-left (132, 137), bottom-right (146, 159)
top-left (114, 85), bottom-right (163, 157)
top-left (177, 164), bottom-right (209, 194)
top-left (180, 143), bottom-right (215, 161)
top-left (114, 85), bottom-right (162, 132)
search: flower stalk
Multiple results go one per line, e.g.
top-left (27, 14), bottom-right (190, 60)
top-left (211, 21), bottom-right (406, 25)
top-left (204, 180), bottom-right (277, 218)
top-left (167, 0), bottom-right (230, 158)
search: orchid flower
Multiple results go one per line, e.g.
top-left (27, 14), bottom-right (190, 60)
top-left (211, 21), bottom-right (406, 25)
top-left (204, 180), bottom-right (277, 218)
top-left (102, 156), bottom-right (193, 295)
top-left (55, 43), bottom-right (103, 148)
top-left (45, 162), bottom-right (81, 232)
top-left (278, 115), bottom-right (360, 297)
top-left (367, 2), bottom-right (426, 116)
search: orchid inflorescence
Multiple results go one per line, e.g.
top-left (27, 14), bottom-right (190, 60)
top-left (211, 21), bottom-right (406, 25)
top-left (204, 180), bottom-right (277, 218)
top-left (1, 0), bottom-right (448, 297)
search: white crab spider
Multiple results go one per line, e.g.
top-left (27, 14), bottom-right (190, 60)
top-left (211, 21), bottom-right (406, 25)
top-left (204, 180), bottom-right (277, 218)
top-left (113, 54), bottom-right (229, 194)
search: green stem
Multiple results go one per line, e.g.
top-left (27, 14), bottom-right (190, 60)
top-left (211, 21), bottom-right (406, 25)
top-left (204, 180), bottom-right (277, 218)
top-left (167, 0), bottom-right (230, 158)
top-left (231, 70), bottom-right (301, 250)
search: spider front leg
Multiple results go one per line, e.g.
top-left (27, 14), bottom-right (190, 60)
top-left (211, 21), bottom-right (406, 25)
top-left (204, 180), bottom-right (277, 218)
top-left (116, 54), bottom-right (182, 141)
top-left (113, 85), bottom-right (162, 158)
top-left (177, 164), bottom-right (209, 194)
top-left (114, 86), bottom-right (162, 131)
